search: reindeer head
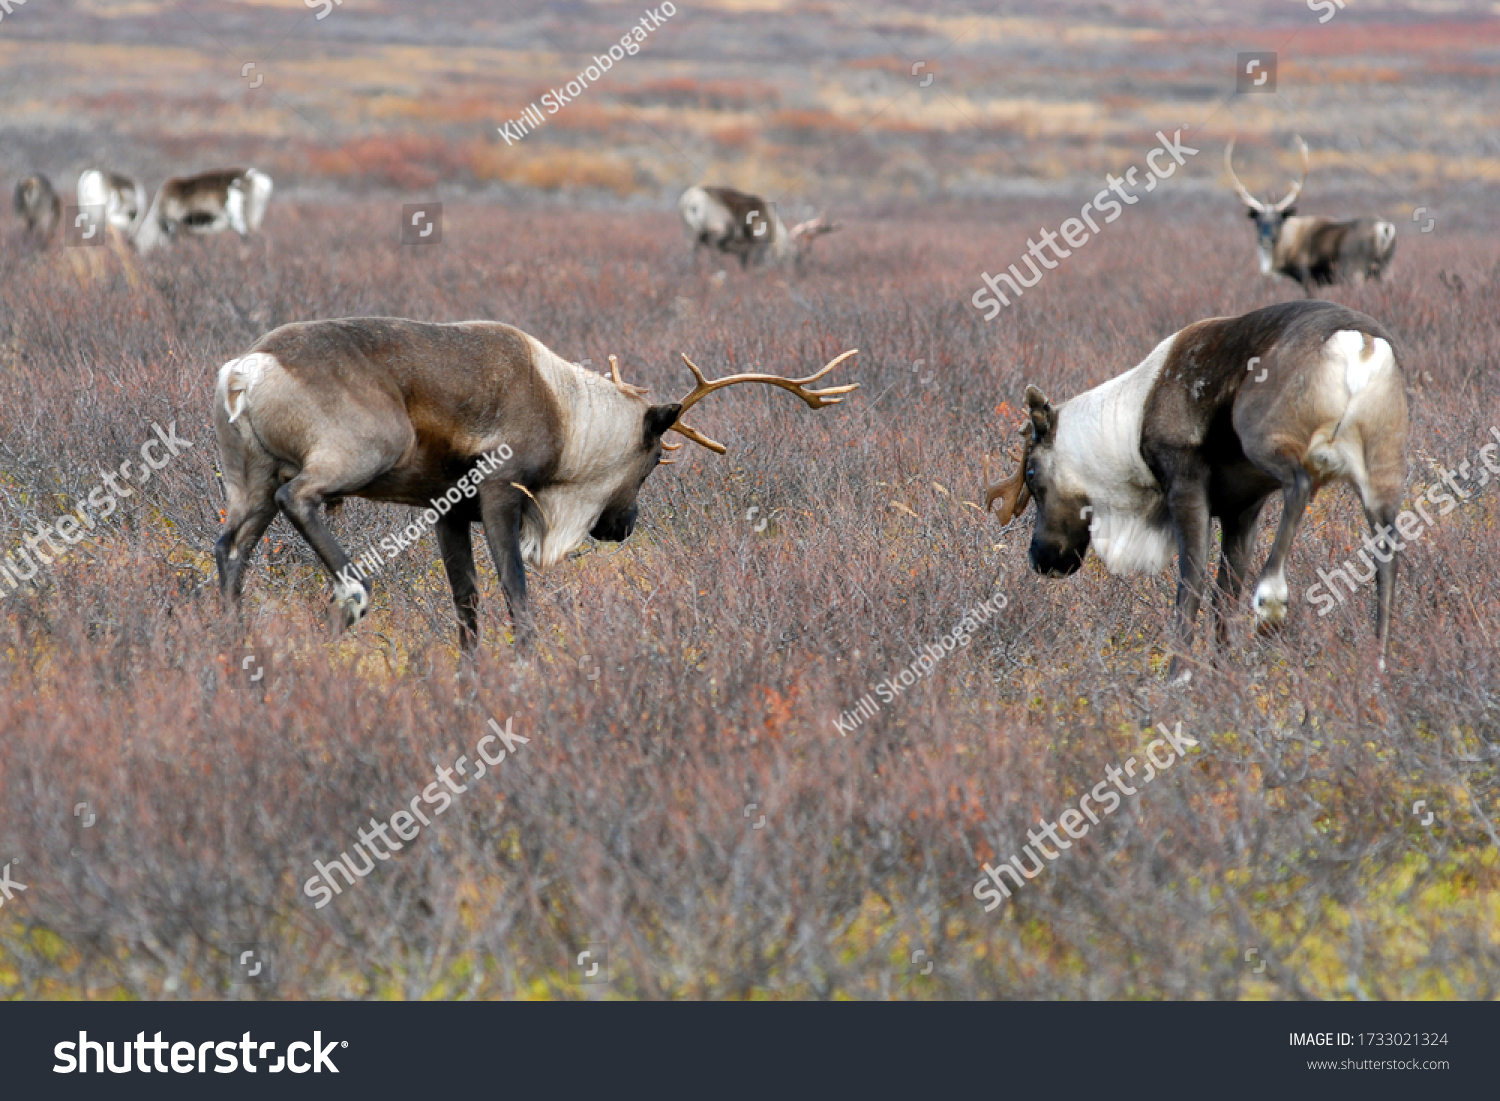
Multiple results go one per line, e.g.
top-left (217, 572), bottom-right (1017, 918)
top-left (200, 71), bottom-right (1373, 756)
top-left (983, 386), bottom-right (1092, 577)
top-left (1225, 135), bottom-right (1309, 273)
top-left (595, 348), bottom-right (859, 535)
top-left (583, 356), bottom-right (683, 544)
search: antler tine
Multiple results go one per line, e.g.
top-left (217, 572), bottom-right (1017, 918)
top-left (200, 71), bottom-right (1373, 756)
top-left (1224, 137), bottom-right (1267, 213)
top-left (982, 443), bottom-right (1033, 526)
top-left (668, 420), bottom-right (729, 455)
top-left (607, 354), bottom-right (650, 397)
top-left (1273, 134), bottom-right (1310, 212)
top-left (675, 349), bottom-right (860, 415)
top-left (667, 348), bottom-right (859, 453)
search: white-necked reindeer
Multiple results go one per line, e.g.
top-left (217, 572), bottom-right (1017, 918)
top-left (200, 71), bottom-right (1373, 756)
top-left (214, 317), bottom-right (858, 648)
top-left (984, 299), bottom-right (1408, 681)
top-left (133, 168), bottom-right (273, 253)
top-left (77, 169), bottom-right (148, 235)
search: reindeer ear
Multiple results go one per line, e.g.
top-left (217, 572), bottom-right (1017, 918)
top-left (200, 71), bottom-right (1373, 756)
top-left (1246, 208), bottom-right (1260, 220)
top-left (643, 403), bottom-right (682, 443)
top-left (1281, 205), bottom-right (1296, 218)
top-left (1024, 385), bottom-right (1055, 440)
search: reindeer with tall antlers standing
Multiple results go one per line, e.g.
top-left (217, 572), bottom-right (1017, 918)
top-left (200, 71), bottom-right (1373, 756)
top-left (1226, 136), bottom-right (1396, 294)
top-left (213, 317), bottom-right (857, 648)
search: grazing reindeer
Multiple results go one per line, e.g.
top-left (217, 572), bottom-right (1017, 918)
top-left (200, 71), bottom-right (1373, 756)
top-left (77, 169), bottom-right (147, 234)
top-left (1226, 136), bottom-right (1396, 294)
top-left (13, 175), bottom-right (61, 238)
top-left (678, 185), bottom-right (839, 269)
top-left (214, 318), bottom-right (857, 648)
top-left (984, 299), bottom-right (1408, 680)
top-left (133, 167), bottom-right (273, 252)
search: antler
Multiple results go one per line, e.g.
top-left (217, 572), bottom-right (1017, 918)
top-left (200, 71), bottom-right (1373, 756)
top-left (982, 440), bottom-right (1033, 526)
top-left (1226, 135), bottom-right (1311, 213)
top-left (1272, 134), bottom-right (1310, 212)
top-left (1224, 137), bottom-right (1267, 213)
top-left (607, 354), bottom-right (650, 397)
top-left (790, 214), bottom-right (841, 240)
top-left (669, 349), bottom-right (860, 454)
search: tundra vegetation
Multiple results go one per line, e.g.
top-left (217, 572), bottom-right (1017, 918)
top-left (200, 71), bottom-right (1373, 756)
top-left (0, 203), bottom-right (1495, 998)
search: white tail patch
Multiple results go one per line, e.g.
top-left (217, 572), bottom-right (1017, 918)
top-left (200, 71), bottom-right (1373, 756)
top-left (1374, 221), bottom-right (1396, 253)
top-left (218, 352), bottom-right (277, 423)
top-left (1328, 329), bottom-right (1393, 397)
top-left (1305, 330), bottom-right (1396, 498)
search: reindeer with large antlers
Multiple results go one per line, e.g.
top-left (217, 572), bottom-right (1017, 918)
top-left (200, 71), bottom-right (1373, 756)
top-left (213, 318), bottom-right (857, 648)
top-left (1226, 135), bottom-right (1395, 294)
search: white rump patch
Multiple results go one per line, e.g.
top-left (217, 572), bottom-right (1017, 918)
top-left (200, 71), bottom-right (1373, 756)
top-left (1329, 330), bottom-right (1393, 396)
top-left (217, 352), bottom-right (277, 423)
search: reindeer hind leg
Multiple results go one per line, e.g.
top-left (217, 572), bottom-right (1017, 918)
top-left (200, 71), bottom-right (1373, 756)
top-left (215, 486), bottom-right (279, 603)
top-left (273, 455), bottom-right (390, 631)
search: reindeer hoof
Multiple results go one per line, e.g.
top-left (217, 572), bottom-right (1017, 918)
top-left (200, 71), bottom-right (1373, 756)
top-left (1252, 579), bottom-right (1289, 630)
top-left (331, 576), bottom-right (370, 629)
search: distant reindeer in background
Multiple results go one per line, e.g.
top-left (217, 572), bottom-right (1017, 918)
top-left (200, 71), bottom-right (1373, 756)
top-left (13, 175), bottom-right (61, 238)
top-left (77, 169), bottom-right (148, 235)
top-left (1226, 136), bottom-right (1396, 295)
top-left (133, 167), bottom-right (274, 253)
top-left (679, 185), bottom-right (839, 269)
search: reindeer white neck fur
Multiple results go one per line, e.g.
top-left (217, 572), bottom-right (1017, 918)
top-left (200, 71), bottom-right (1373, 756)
top-left (520, 334), bottom-right (656, 569)
top-left (1048, 335), bottom-right (1177, 574)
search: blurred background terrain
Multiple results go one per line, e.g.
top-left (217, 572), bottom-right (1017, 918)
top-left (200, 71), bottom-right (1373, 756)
top-left (0, 2), bottom-right (1497, 1000)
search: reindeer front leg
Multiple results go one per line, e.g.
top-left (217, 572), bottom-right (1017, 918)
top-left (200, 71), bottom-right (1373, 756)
top-left (477, 483), bottom-right (535, 646)
top-left (434, 513), bottom-right (481, 652)
top-left (1211, 497), bottom-right (1268, 647)
top-left (1165, 471), bottom-right (1214, 682)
